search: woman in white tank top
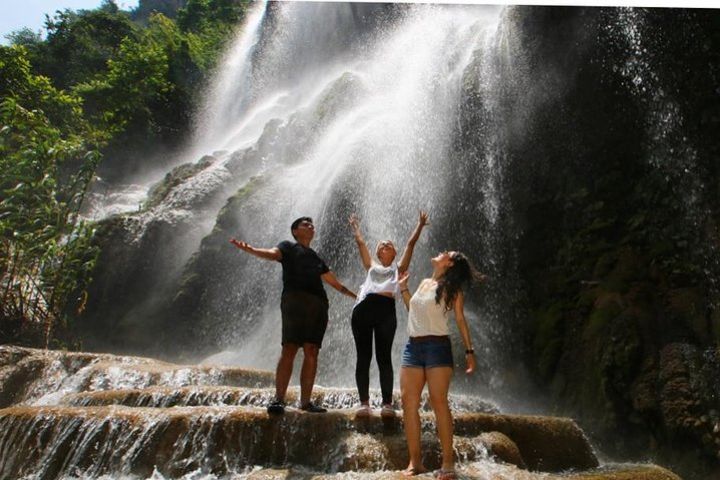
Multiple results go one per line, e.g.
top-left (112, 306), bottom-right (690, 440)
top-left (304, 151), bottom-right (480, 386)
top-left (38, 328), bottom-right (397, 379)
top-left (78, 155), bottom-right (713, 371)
top-left (397, 250), bottom-right (483, 479)
top-left (348, 211), bottom-right (429, 417)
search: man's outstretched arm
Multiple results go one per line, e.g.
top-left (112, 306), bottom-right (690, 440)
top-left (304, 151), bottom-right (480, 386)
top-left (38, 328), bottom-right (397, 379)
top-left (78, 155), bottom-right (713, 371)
top-left (230, 238), bottom-right (282, 261)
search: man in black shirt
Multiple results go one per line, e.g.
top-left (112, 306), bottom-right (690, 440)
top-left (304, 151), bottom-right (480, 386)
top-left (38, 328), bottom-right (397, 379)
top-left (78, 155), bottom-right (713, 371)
top-left (231, 217), bottom-right (356, 414)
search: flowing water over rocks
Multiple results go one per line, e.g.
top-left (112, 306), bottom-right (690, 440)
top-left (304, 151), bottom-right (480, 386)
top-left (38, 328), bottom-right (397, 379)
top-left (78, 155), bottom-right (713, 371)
top-left (0, 346), bottom-right (679, 479)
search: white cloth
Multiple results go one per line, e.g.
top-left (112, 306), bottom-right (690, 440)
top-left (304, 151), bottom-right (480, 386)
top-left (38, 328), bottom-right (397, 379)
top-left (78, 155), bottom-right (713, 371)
top-left (354, 262), bottom-right (399, 307)
top-left (407, 280), bottom-right (449, 337)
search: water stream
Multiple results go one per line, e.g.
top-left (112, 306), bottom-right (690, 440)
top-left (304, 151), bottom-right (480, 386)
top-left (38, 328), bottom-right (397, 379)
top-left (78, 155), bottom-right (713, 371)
top-left (175, 2), bottom-right (515, 403)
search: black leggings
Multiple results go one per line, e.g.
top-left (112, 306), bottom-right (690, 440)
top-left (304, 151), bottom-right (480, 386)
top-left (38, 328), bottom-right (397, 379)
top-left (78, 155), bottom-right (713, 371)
top-left (351, 294), bottom-right (397, 405)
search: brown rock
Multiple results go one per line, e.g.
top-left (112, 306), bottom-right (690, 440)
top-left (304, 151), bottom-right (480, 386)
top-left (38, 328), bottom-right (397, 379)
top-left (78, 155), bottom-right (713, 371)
top-left (453, 413), bottom-right (598, 471)
top-left (476, 431), bottom-right (526, 468)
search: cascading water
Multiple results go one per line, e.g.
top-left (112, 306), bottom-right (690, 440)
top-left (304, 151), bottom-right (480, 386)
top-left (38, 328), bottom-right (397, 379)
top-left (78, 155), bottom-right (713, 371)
top-left (187, 2), bottom-right (516, 403)
top-left (191, 0), bottom-right (269, 155)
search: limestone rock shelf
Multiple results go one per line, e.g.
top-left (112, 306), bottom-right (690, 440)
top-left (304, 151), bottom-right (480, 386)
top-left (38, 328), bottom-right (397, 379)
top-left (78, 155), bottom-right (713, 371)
top-left (0, 346), bottom-right (680, 479)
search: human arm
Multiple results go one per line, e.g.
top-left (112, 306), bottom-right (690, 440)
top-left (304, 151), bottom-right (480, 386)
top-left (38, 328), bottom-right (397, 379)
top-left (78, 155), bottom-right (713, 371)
top-left (349, 214), bottom-right (372, 270)
top-left (397, 211), bottom-right (429, 273)
top-left (398, 271), bottom-right (411, 311)
top-left (230, 238), bottom-right (282, 261)
top-left (321, 271), bottom-right (357, 299)
top-left (453, 291), bottom-right (476, 374)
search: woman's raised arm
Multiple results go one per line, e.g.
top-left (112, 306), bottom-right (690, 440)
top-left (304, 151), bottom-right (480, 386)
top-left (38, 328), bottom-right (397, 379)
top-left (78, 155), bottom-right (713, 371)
top-left (349, 213), bottom-right (372, 270)
top-left (398, 211), bottom-right (429, 273)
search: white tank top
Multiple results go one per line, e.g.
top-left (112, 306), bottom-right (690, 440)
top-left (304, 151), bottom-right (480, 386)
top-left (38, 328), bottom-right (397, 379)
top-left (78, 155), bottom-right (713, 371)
top-left (407, 280), bottom-right (449, 336)
top-left (354, 262), bottom-right (399, 306)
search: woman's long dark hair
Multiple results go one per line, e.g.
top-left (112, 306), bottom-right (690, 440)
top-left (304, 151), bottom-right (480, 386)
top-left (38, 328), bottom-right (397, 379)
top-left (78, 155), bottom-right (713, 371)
top-left (435, 252), bottom-right (484, 312)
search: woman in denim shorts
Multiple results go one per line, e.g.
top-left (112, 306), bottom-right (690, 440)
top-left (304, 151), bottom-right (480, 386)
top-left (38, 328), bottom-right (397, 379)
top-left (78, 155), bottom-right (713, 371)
top-left (397, 251), bottom-right (483, 480)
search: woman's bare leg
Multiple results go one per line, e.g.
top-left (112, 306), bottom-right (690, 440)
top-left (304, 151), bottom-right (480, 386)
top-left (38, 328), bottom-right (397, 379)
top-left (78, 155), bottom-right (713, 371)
top-left (401, 366), bottom-right (427, 474)
top-left (426, 366), bottom-right (454, 471)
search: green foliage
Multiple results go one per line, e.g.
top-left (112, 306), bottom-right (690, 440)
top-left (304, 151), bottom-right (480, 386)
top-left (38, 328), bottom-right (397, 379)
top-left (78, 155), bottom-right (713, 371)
top-left (132, 0), bottom-right (187, 23)
top-left (8, 0), bottom-right (249, 175)
top-left (73, 17), bottom-right (174, 135)
top-left (0, 46), bottom-right (102, 347)
top-left (0, 46), bottom-right (87, 135)
top-left (177, 0), bottom-right (248, 33)
top-left (33, 8), bottom-right (138, 90)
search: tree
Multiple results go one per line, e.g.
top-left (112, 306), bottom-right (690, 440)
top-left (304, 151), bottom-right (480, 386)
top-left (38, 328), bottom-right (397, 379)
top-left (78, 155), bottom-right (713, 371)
top-left (4, 28), bottom-right (42, 48)
top-left (33, 8), bottom-right (137, 90)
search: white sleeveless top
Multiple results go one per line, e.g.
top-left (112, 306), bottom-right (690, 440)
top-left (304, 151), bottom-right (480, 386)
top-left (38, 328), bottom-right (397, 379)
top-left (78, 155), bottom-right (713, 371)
top-left (354, 262), bottom-right (399, 306)
top-left (407, 280), bottom-right (449, 336)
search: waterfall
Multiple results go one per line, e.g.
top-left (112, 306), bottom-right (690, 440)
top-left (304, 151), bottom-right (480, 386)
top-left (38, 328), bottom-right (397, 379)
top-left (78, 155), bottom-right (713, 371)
top-left (182, 2), bottom-right (511, 398)
top-left (191, 0), bottom-right (269, 155)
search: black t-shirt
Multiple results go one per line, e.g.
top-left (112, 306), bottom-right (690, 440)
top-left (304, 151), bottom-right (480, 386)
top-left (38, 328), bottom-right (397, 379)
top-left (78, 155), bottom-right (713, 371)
top-left (277, 240), bottom-right (330, 299)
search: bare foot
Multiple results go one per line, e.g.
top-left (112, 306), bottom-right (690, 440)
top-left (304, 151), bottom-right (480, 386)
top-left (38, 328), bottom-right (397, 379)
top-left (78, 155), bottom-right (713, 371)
top-left (402, 465), bottom-right (427, 476)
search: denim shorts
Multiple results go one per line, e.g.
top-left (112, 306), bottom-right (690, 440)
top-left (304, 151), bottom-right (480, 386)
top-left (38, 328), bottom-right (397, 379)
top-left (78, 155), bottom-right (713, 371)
top-left (401, 336), bottom-right (453, 369)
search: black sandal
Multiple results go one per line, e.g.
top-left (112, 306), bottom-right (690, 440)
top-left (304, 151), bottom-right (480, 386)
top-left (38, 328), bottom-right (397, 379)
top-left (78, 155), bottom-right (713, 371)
top-left (267, 399), bottom-right (286, 414)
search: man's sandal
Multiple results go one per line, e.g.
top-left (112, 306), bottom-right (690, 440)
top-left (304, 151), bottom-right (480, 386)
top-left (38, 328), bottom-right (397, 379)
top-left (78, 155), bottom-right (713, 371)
top-left (267, 399), bottom-right (286, 414)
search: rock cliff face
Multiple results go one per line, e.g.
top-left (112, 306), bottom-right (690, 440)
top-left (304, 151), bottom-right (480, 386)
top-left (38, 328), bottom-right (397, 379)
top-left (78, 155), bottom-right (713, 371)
top-left (492, 7), bottom-right (720, 478)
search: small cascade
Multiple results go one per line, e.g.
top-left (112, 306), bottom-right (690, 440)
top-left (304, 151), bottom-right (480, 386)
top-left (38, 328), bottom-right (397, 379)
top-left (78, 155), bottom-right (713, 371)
top-left (0, 346), bottom-right (272, 409)
top-left (60, 386), bottom-right (500, 414)
top-left (0, 346), bottom-right (680, 479)
top-left (192, 0), bottom-right (270, 154)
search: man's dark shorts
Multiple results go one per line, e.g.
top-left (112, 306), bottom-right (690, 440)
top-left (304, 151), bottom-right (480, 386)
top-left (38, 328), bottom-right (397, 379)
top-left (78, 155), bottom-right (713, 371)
top-left (280, 291), bottom-right (329, 347)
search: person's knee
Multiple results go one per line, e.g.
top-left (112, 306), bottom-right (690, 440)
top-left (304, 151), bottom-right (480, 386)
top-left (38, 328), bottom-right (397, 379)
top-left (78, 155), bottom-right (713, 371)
top-left (303, 343), bottom-right (319, 358)
top-left (428, 390), bottom-right (449, 410)
top-left (357, 350), bottom-right (372, 366)
top-left (376, 353), bottom-right (393, 369)
top-left (280, 344), bottom-right (299, 360)
top-left (401, 389), bottom-right (421, 411)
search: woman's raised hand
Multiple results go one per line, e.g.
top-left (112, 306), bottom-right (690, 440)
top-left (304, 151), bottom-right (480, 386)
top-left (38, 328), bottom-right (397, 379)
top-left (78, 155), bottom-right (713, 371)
top-left (349, 213), bottom-right (362, 235)
top-left (418, 210), bottom-right (430, 228)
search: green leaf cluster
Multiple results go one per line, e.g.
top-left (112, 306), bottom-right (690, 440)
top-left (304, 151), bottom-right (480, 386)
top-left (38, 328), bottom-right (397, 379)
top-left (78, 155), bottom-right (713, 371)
top-left (1, 47), bottom-right (103, 347)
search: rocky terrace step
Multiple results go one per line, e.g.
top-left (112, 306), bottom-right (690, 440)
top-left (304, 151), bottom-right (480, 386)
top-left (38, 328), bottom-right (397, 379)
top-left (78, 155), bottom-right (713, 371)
top-left (0, 405), bottom-right (597, 479)
top-left (60, 386), bottom-right (500, 414)
top-left (0, 346), bottom-right (274, 407)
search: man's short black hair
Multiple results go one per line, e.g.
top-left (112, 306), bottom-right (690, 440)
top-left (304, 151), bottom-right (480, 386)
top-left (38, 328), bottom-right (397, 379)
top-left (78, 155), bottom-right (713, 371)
top-left (291, 216), bottom-right (313, 239)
